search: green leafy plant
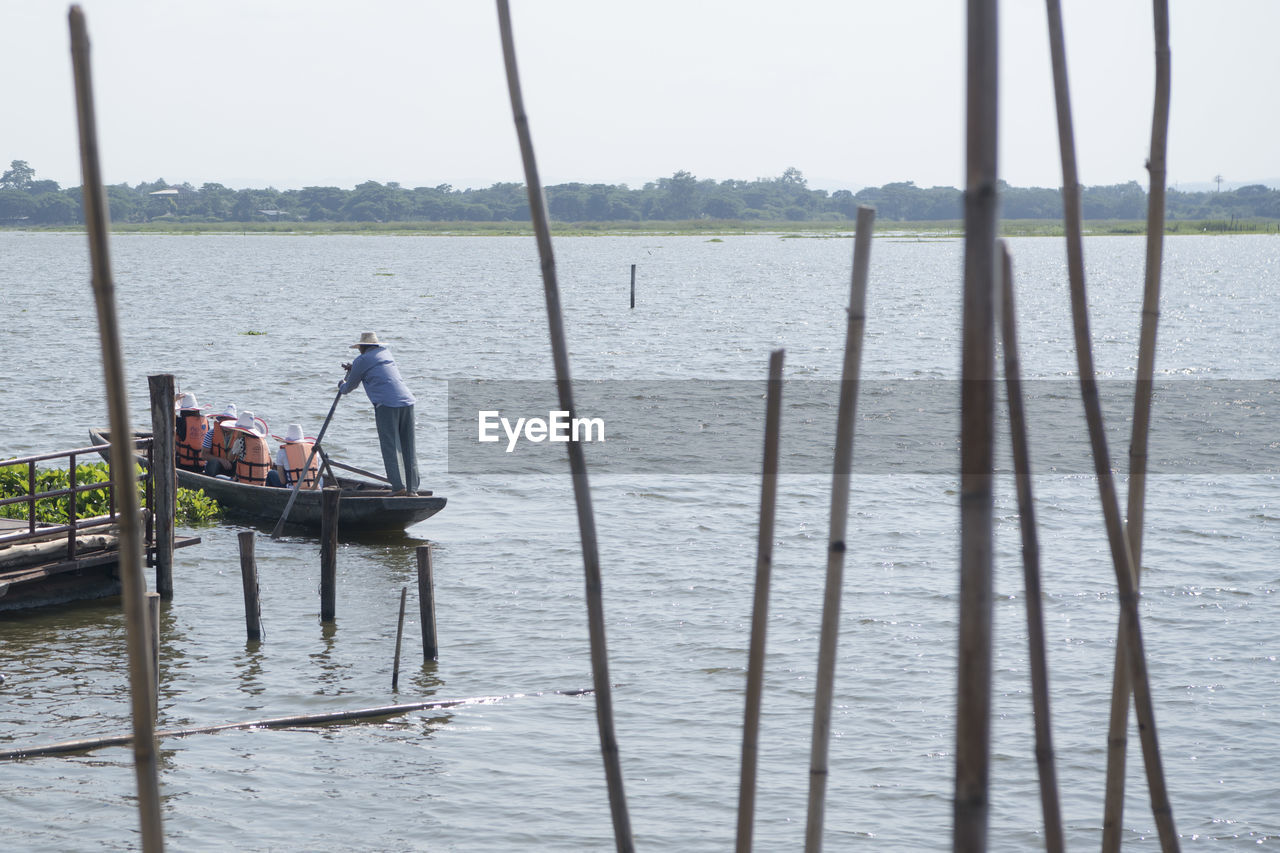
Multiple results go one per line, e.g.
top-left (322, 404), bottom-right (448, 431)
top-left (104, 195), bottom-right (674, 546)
top-left (0, 461), bottom-right (220, 525)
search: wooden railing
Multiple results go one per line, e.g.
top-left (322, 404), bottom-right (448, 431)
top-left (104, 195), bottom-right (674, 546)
top-left (0, 438), bottom-right (155, 564)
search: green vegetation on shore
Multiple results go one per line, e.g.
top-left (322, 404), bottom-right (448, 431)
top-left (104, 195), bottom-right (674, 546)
top-left (3, 159), bottom-right (1278, 233)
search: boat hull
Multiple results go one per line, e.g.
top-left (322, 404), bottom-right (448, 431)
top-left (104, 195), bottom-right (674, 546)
top-left (89, 428), bottom-right (445, 534)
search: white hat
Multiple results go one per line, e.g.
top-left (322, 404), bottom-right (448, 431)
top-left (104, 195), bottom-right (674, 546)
top-left (233, 411), bottom-right (266, 436)
top-left (178, 392), bottom-right (199, 409)
top-left (219, 403), bottom-right (238, 419)
top-left (283, 423), bottom-right (305, 443)
top-left (350, 331), bottom-right (382, 348)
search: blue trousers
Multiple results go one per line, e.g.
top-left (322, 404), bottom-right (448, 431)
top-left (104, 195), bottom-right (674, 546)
top-left (374, 404), bottom-right (418, 493)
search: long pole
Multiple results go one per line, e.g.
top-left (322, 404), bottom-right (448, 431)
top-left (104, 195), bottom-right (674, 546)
top-left (1102, 3), bottom-right (1172, 847)
top-left (68, 7), bottom-right (164, 851)
top-left (495, 4), bottom-right (632, 849)
top-left (147, 375), bottom-right (175, 599)
top-left (805, 204), bottom-right (875, 852)
top-left (1044, 1), bottom-right (1179, 848)
top-left (735, 348), bottom-right (785, 853)
top-left (998, 243), bottom-right (1065, 853)
top-left (272, 385), bottom-right (343, 538)
top-left (954, 2), bottom-right (998, 850)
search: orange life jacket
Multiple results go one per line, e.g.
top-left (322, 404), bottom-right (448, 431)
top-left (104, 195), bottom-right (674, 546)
top-left (281, 440), bottom-right (320, 489)
top-left (175, 410), bottom-right (209, 472)
top-left (224, 426), bottom-right (272, 485)
top-left (208, 416), bottom-right (235, 462)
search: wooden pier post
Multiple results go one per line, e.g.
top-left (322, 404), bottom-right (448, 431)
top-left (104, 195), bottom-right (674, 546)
top-left (147, 374), bottom-right (175, 599)
top-left (416, 543), bottom-right (438, 660)
top-left (145, 590), bottom-right (160, 718)
top-left (392, 586), bottom-right (408, 689)
top-left (238, 531), bottom-right (262, 641)
top-left (319, 486), bottom-right (340, 621)
top-left (630, 264), bottom-right (636, 309)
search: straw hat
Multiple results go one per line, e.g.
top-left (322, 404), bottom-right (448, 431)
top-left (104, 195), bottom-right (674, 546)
top-left (350, 331), bottom-right (382, 349)
top-left (283, 423), bottom-right (306, 443)
top-left (233, 411), bottom-right (266, 437)
top-left (219, 403), bottom-right (238, 419)
top-left (177, 392), bottom-right (199, 410)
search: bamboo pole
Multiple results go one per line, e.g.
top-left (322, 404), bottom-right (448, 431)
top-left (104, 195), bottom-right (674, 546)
top-left (0, 689), bottom-right (594, 761)
top-left (68, 7), bottom-right (164, 850)
top-left (735, 348), bottom-right (785, 853)
top-left (495, 4), bottom-right (632, 849)
top-left (954, 2), bottom-right (998, 850)
top-left (1043, 2), bottom-right (1179, 848)
top-left (804, 204), bottom-right (875, 852)
top-left (997, 243), bottom-right (1065, 853)
top-left (1102, 3), bottom-right (1172, 847)
top-left (320, 486), bottom-right (340, 621)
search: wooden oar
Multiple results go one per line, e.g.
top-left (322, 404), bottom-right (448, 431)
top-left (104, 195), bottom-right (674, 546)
top-left (321, 455), bottom-right (390, 485)
top-left (271, 385), bottom-right (343, 538)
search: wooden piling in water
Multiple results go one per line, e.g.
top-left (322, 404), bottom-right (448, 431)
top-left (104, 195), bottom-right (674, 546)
top-left (416, 544), bottom-right (438, 660)
top-left (147, 375), bottom-right (175, 599)
top-left (69, 7), bottom-right (165, 849)
top-left (735, 348), bottom-right (784, 853)
top-left (238, 531), bottom-right (262, 641)
top-left (393, 586), bottom-right (408, 689)
top-left (320, 487), bottom-right (339, 622)
top-left (146, 591), bottom-right (160, 719)
top-left (630, 264), bottom-right (636, 309)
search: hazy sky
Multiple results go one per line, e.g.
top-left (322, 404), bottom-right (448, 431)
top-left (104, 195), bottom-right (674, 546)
top-left (5, 1), bottom-right (1277, 193)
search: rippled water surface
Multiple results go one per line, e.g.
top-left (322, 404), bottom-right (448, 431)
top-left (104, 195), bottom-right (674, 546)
top-left (1, 231), bottom-right (1278, 850)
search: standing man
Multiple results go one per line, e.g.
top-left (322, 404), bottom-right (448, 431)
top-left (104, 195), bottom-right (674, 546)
top-left (339, 332), bottom-right (419, 496)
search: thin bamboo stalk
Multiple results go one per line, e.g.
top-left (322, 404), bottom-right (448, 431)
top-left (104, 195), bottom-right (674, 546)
top-left (735, 348), bottom-right (785, 853)
top-left (495, 4), bottom-right (632, 849)
top-left (68, 8), bottom-right (164, 853)
top-left (0, 689), bottom-right (593, 761)
top-left (1102, 3), bottom-right (1172, 847)
top-left (1043, 2), bottom-right (1179, 849)
top-left (954, 3), bottom-right (998, 850)
top-left (997, 243), bottom-right (1065, 853)
top-left (804, 204), bottom-right (875, 852)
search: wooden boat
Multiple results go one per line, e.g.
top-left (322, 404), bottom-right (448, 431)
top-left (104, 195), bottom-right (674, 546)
top-left (89, 428), bottom-right (446, 534)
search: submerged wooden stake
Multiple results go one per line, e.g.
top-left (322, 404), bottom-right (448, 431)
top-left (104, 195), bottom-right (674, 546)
top-left (954, 3), bottom-right (999, 850)
top-left (735, 348), bottom-right (785, 853)
top-left (1102, 3), bottom-right (1172, 847)
top-left (496, 4), bottom-right (633, 849)
top-left (1044, 1), bottom-right (1179, 848)
top-left (69, 7), bottom-right (164, 850)
top-left (805, 205), bottom-right (875, 853)
top-left (998, 243), bottom-right (1065, 853)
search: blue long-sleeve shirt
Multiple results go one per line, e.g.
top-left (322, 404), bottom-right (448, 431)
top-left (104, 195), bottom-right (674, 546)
top-left (339, 346), bottom-right (416, 407)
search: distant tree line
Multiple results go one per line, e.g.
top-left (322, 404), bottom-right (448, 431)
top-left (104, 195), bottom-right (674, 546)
top-left (3, 159), bottom-right (1278, 226)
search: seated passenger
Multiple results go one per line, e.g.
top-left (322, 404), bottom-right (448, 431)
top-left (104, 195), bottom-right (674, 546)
top-left (175, 393), bottom-right (209, 473)
top-left (274, 423), bottom-right (321, 490)
top-left (202, 403), bottom-right (239, 477)
top-left (223, 411), bottom-right (280, 486)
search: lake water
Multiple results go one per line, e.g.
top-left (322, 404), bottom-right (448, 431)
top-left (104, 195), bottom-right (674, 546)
top-left (1, 230), bottom-right (1277, 850)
